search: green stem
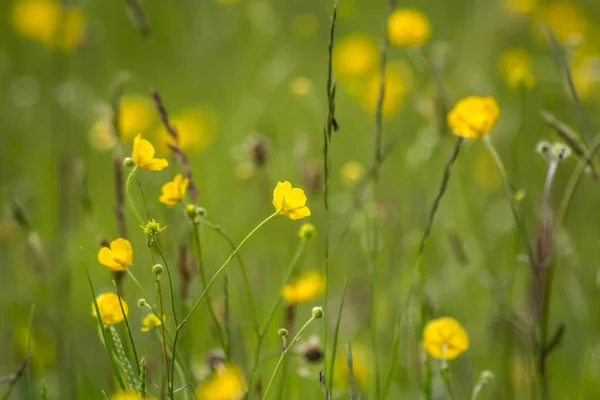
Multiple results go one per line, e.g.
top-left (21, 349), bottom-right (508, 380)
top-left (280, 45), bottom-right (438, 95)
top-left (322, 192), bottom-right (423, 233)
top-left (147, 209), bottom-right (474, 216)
top-left (124, 166), bottom-right (143, 225)
top-left (113, 281), bottom-right (141, 376)
top-left (192, 222), bottom-right (229, 358)
top-left (440, 360), bottom-right (455, 400)
top-left (153, 238), bottom-right (178, 326)
top-left (156, 276), bottom-right (171, 395)
top-left (262, 316), bottom-right (317, 400)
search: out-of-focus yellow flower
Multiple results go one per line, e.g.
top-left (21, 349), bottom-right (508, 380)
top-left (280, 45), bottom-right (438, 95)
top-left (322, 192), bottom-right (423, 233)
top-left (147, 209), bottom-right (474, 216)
top-left (89, 119), bottom-right (117, 151)
top-left (423, 317), bottom-right (469, 360)
top-left (502, 0), bottom-right (538, 14)
top-left (298, 223), bottom-right (317, 241)
top-left (572, 54), bottom-right (600, 99)
top-left (197, 363), bottom-right (246, 400)
top-left (98, 238), bottom-right (133, 272)
top-left (10, 0), bottom-right (86, 51)
top-left (289, 13), bottom-right (318, 39)
top-left (159, 174), bottom-right (189, 206)
top-left (282, 271), bottom-right (325, 304)
top-left (387, 9), bottom-right (431, 47)
top-left (334, 344), bottom-right (371, 391)
top-left (119, 96), bottom-right (155, 142)
top-left (543, 2), bottom-right (588, 42)
top-left (361, 66), bottom-right (406, 117)
top-left (273, 181), bottom-right (311, 220)
top-left (289, 77), bottom-right (313, 97)
top-left (92, 293), bottom-right (128, 326)
top-left (340, 161), bottom-right (364, 185)
top-left (157, 107), bottom-right (218, 153)
top-left (448, 96), bottom-right (500, 139)
top-left (499, 49), bottom-right (535, 89)
top-left (132, 134), bottom-right (169, 171)
top-left (141, 314), bottom-right (164, 332)
top-left (333, 34), bottom-right (378, 81)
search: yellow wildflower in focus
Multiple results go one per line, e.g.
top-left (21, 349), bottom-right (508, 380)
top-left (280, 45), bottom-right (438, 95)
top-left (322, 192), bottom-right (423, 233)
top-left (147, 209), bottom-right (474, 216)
top-left (98, 238), bottom-right (133, 272)
top-left (10, 0), bottom-right (86, 51)
top-left (298, 223), bottom-right (317, 241)
top-left (333, 34), bottom-right (378, 81)
top-left (132, 134), bottom-right (169, 171)
top-left (92, 293), bottom-right (128, 326)
top-left (502, 0), bottom-right (537, 14)
top-left (289, 77), bottom-right (313, 97)
top-left (334, 344), bottom-right (371, 391)
top-left (499, 49), bottom-right (535, 89)
top-left (159, 174), bottom-right (189, 206)
top-left (273, 181), bottom-right (311, 220)
top-left (197, 363), bottom-right (246, 400)
top-left (448, 96), bottom-right (500, 139)
top-left (282, 271), bottom-right (325, 304)
top-left (141, 314), bottom-right (164, 332)
top-left (289, 13), bottom-right (318, 39)
top-left (543, 2), bottom-right (588, 42)
top-left (120, 96), bottom-right (155, 142)
top-left (423, 317), bottom-right (469, 360)
top-left (157, 107), bottom-right (218, 153)
top-left (387, 9), bottom-right (431, 47)
top-left (340, 161), bottom-right (364, 185)
top-left (140, 219), bottom-right (167, 236)
top-left (109, 393), bottom-right (144, 400)
top-left (361, 67), bottom-right (406, 117)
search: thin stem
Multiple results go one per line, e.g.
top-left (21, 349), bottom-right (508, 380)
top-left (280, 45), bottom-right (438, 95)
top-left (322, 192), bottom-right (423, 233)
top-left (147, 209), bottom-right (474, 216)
top-left (124, 166), bottom-right (143, 225)
top-left (113, 281), bottom-right (141, 376)
top-left (262, 316), bottom-right (317, 400)
top-left (246, 241), bottom-right (307, 394)
top-left (440, 361), bottom-right (455, 400)
top-left (153, 238), bottom-right (178, 326)
top-left (191, 222), bottom-right (229, 358)
top-left (205, 220), bottom-right (261, 338)
top-left (156, 276), bottom-right (170, 394)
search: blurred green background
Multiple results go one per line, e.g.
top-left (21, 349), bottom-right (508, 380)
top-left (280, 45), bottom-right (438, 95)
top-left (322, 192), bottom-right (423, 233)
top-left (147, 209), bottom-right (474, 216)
top-left (2, 0), bottom-right (600, 398)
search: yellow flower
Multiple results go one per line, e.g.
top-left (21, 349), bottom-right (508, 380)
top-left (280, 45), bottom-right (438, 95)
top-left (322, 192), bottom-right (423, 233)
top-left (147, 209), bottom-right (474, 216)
top-left (572, 55), bottom-right (599, 99)
top-left (157, 107), bottom-right (218, 153)
top-left (273, 181), bottom-right (311, 220)
top-left (333, 344), bottom-right (371, 391)
top-left (298, 223), bottom-right (317, 241)
top-left (109, 392), bottom-right (149, 400)
top-left (423, 317), bottom-right (469, 360)
top-left (387, 9), bottom-right (431, 47)
top-left (10, 0), bottom-right (86, 51)
top-left (98, 238), bottom-right (133, 272)
top-left (282, 271), bottom-right (325, 304)
top-left (197, 363), bottom-right (246, 400)
top-left (92, 293), bottom-right (128, 326)
top-left (340, 161), bottom-right (364, 185)
top-left (132, 134), bottom-right (169, 171)
top-left (333, 34), bottom-right (378, 81)
top-left (448, 96), bottom-right (500, 139)
top-left (141, 314), bottom-right (164, 332)
top-left (361, 66), bottom-right (406, 117)
top-left (159, 174), bottom-right (189, 206)
top-left (502, 0), bottom-right (537, 14)
top-left (499, 49), bottom-right (535, 89)
top-left (120, 96), bottom-right (155, 142)
top-left (543, 2), bottom-right (588, 42)
top-left (140, 219), bottom-right (167, 236)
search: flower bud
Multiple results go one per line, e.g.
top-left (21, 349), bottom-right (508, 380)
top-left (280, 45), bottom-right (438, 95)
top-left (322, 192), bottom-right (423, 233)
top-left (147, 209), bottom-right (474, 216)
top-left (124, 157), bottom-right (135, 168)
top-left (152, 264), bottom-right (163, 276)
top-left (298, 223), bottom-right (317, 241)
top-left (278, 328), bottom-right (289, 337)
top-left (137, 298), bottom-right (147, 307)
top-left (312, 306), bottom-right (324, 319)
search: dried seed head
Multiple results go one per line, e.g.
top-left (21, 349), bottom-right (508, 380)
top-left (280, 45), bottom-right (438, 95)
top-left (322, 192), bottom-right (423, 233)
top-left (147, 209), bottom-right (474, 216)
top-left (247, 136), bottom-right (270, 168)
top-left (301, 342), bottom-right (324, 364)
top-left (204, 348), bottom-right (226, 372)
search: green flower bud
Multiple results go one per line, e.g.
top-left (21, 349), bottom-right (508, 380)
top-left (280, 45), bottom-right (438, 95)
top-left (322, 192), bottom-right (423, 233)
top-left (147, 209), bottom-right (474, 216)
top-left (124, 157), bottom-right (135, 168)
top-left (152, 264), bottom-right (163, 276)
top-left (312, 306), bottom-right (324, 319)
top-left (137, 298), bottom-right (147, 307)
top-left (278, 328), bottom-right (289, 337)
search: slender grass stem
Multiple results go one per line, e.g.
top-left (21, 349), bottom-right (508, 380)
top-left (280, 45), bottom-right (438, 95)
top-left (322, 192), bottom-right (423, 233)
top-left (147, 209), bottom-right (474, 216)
top-left (113, 281), bottom-right (141, 376)
top-left (124, 166), bottom-right (143, 225)
top-left (192, 222), bottom-right (229, 357)
top-left (156, 276), bottom-right (171, 395)
top-left (153, 239), bottom-right (179, 326)
top-left (262, 316), bottom-right (318, 399)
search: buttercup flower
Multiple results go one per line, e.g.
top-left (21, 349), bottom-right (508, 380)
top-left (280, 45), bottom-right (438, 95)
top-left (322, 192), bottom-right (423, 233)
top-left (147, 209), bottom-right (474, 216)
top-left (387, 9), bottom-right (431, 47)
top-left (132, 134), bottom-right (169, 171)
top-left (333, 34), bottom-right (378, 81)
top-left (98, 238), bottom-right (133, 272)
top-left (197, 363), bottom-right (246, 400)
top-left (92, 293), bottom-right (128, 326)
top-left (334, 344), bottom-right (371, 390)
top-left (543, 2), bottom-right (588, 42)
top-left (360, 66), bottom-right (406, 117)
top-left (157, 107), bottom-right (218, 153)
top-left (273, 181), bottom-right (311, 220)
top-left (282, 271), bottom-right (325, 304)
top-left (140, 219), bottom-right (167, 236)
top-left (120, 96), bottom-right (155, 142)
top-left (141, 314), bottom-right (164, 332)
top-left (298, 223), bottom-right (317, 241)
top-left (448, 96), bottom-right (500, 139)
top-left (499, 49), bottom-right (535, 89)
top-left (109, 393), bottom-right (144, 400)
top-left (502, 0), bottom-right (537, 14)
top-left (159, 174), bottom-right (189, 206)
top-left (423, 317), bottom-right (469, 360)
top-left (341, 161), bottom-right (365, 185)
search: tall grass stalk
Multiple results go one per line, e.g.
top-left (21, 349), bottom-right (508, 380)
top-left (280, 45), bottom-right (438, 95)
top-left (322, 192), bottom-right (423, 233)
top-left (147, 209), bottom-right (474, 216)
top-left (113, 281), bottom-right (141, 376)
top-left (327, 278), bottom-right (348, 392)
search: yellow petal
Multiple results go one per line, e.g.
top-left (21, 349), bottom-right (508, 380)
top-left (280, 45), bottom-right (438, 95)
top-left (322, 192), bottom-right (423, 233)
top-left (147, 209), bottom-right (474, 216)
top-left (141, 158), bottom-right (169, 171)
top-left (284, 187), bottom-right (308, 209)
top-left (111, 238), bottom-right (132, 266)
top-left (273, 181), bottom-right (292, 211)
top-left (98, 247), bottom-right (123, 271)
top-left (288, 206), bottom-right (311, 220)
